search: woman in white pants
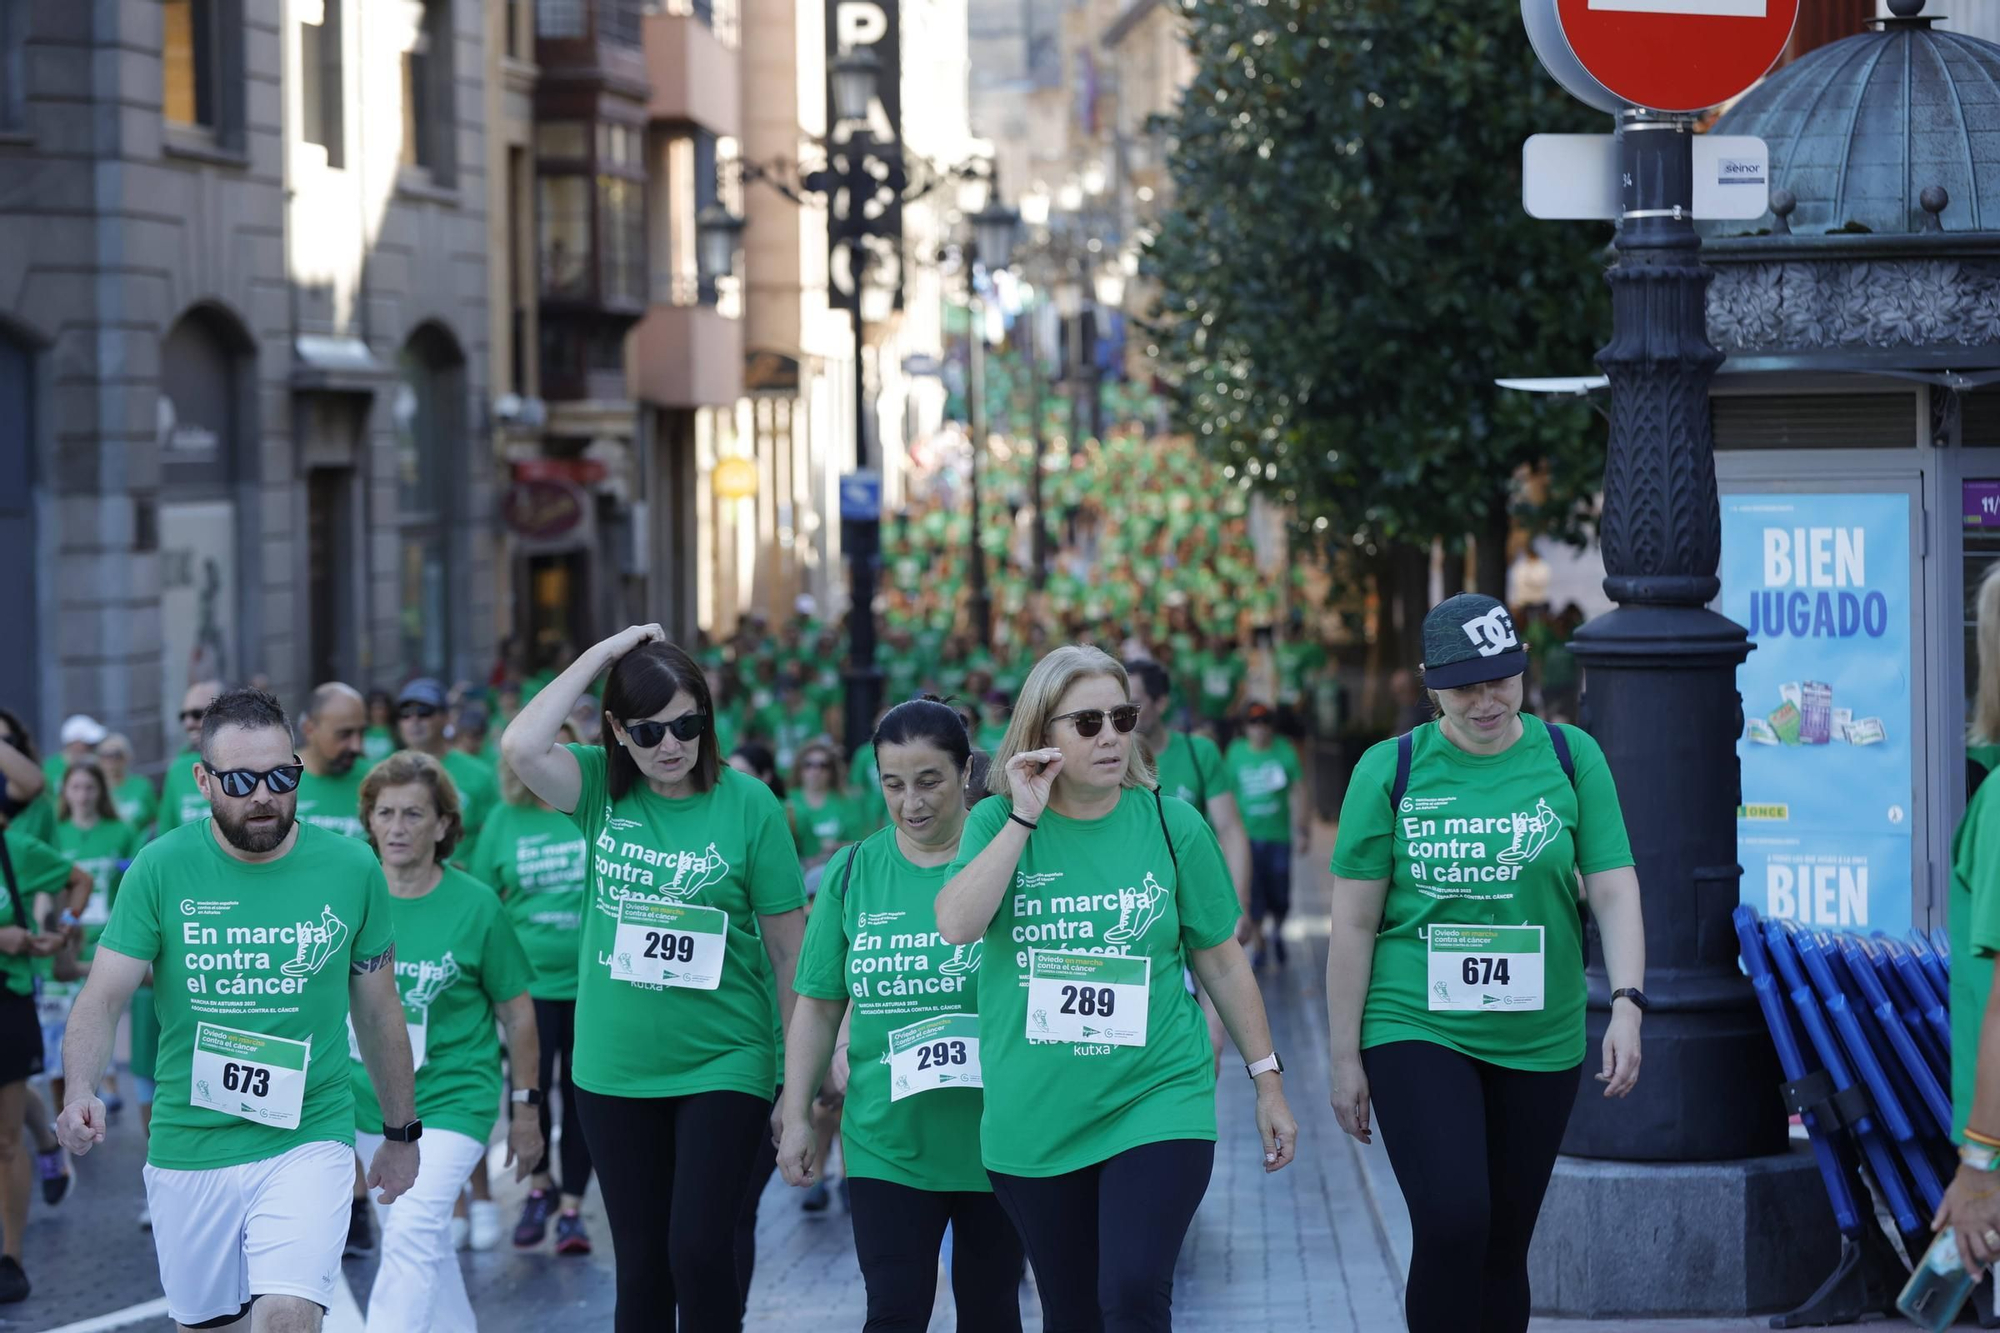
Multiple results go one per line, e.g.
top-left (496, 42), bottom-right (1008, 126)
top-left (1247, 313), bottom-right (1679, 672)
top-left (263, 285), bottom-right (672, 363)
top-left (352, 751), bottom-right (543, 1331)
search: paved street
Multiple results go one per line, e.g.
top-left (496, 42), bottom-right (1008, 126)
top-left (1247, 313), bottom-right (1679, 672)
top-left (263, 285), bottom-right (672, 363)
top-left (5, 824), bottom-right (1782, 1331)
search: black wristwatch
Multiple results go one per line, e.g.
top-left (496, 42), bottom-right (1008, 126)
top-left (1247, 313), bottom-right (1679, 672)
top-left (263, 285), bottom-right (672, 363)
top-left (1611, 987), bottom-right (1650, 1012)
top-left (382, 1118), bottom-right (424, 1143)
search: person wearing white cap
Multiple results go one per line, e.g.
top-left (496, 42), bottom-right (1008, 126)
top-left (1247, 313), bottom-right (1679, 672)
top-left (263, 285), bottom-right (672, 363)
top-left (44, 717), bottom-right (108, 792)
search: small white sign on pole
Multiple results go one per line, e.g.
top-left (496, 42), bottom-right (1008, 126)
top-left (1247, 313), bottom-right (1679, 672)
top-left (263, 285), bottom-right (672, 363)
top-left (1522, 134), bottom-right (1769, 221)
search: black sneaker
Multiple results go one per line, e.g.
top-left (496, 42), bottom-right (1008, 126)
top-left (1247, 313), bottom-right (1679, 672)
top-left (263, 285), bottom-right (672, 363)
top-left (343, 1196), bottom-right (375, 1259)
top-left (36, 1148), bottom-right (72, 1208)
top-left (0, 1255), bottom-right (29, 1303)
top-left (514, 1189), bottom-right (555, 1249)
top-left (1273, 935), bottom-right (1288, 967)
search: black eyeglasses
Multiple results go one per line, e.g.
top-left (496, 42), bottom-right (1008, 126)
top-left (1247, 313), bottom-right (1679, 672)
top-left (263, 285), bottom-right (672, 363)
top-left (178, 709), bottom-right (206, 724)
top-left (1049, 705), bottom-right (1141, 738)
top-left (398, 703), bottom-right (439, 720)
top-left (624, 714), bottom-right (707, 748)
top-left (203, 758), bottom-right (305, 799)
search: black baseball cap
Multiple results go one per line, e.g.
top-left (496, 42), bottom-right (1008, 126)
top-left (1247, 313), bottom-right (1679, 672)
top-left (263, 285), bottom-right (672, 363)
top-left (1420, 594), bottom-right (1528, 690)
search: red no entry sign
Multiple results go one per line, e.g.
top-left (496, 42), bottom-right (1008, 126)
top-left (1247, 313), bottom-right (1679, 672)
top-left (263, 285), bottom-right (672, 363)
top-left (1555, 0), bottom-right (1801, 114)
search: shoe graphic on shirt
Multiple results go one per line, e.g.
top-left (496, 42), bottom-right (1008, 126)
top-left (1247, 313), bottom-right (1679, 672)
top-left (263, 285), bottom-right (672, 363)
top-left (1496, 800), bottom-right (1561, 866)
top-left (404, 953), bottom-right (461, 1012)
top-left (281, 906), bottom-right (350, 977)
top-left (661, 843), bottom-right (730, 902)
top-left (1104, 874), bottom-right (1167, 944)
top-left (939, 941), bottom-right (984, 976)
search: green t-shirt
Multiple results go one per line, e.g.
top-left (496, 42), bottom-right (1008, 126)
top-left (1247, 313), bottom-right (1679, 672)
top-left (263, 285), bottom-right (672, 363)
top-left (946, 789), bottom-right (1240, 1177)
top-left (849, 744), bottom-right (886, 828)
top-left (12, 790), bottom-right (57, 845)
top-left (361, 727), bottom-right (396, 765)
top-left (975, 721), bottom-right (1009, 755)
top-left (98, 822), bottom-right (396, 1170)
top-left (787, 789), bottom-right (867, 864)
top-left (1274, 641), bottom-right (1327, 707)
top-left (444, 751), bottom-right (500, 842)
top-left (756, 705), bottom-right (820, 774)
top-left (467, 802), bottom-right (589, 1001)
top-left (563, 744), bottom-right (806, 1099)
top-left (295, 766), bottom-right (368, 841)
top-left (1329, 716), bottom-right (1633, 1072)
top-left (155, 750), bottom-right (209, 833)
top-left (1189, 652), bottom-right (1245, 722)
top-left (349, 868), bottom-right (533, 1143)
top-left (1952, 773), bottom-right (2000, 1139)
top-left (1223, 739), bottom-right (1302, 844)
top-left (1151, 731), bottom-right (1224, 816)
top-left (55, 818), bottom-right (142, 956)
top-left (0, 830), bottom-right (69, 995)
top-left (112, 775), bottom-right (159, 834)
top-left (793, 832), bottom-right (989, 1193)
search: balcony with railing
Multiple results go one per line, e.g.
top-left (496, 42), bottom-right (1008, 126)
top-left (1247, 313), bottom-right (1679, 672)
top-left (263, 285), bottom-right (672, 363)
top-left (643, 0), bottom-right (740, 138)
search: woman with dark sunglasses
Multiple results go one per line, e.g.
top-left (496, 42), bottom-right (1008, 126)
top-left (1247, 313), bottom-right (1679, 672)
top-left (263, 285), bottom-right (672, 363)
top-left (501, 625), bottom-right (808, 1333)
top-left (935, 645), bottom-right (1296, 1332)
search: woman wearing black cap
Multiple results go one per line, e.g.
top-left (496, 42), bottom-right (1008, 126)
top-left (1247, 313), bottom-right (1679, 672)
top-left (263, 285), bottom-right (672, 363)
top-left (1324, 593), bottom-right (1647, 1333)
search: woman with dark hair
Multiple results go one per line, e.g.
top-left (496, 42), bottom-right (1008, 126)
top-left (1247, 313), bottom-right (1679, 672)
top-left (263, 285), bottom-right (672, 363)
top-left (0, 711), bottom-right (55, 845)
top-left (501, 624), bottom-right (808, 1333)
top-left (780, 699), bottom-right (1024, 1332)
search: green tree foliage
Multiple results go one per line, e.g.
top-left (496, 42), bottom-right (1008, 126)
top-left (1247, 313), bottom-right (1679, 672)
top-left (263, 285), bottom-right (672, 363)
top-left (1145, 0), bottom-right (1613, 582)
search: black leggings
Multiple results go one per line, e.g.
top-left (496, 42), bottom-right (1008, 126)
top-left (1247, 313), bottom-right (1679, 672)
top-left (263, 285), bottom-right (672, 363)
top-left (847, 1176), bottom-right (1025, 1333)
top-left (531, 998), bottom-right (592, 1197)
top-left (1362, 1041), bottom-right (1583, 1333)
top-left (735, 1085), bottom-right (781, 1313)
top-left (988, 1138), bottom-right (1214, 1333)
top-left (575, 1086), bottom-right (772, 1333)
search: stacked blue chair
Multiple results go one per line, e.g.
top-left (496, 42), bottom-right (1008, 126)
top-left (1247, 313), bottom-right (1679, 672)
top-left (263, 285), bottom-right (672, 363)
top-left (1734, 905), bottom-right (1989, 1327)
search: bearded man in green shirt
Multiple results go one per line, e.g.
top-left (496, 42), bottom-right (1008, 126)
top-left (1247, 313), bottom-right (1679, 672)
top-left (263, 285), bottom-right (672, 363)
top-left (55, 687), bottom-right (420, 1330)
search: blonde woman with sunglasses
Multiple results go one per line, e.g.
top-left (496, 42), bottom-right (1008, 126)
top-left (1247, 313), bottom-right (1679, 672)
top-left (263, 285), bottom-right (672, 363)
top-left (936, 645), bottom-right (1296, 1332)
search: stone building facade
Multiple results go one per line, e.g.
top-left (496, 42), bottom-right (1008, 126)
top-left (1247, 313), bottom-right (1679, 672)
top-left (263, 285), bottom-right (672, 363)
top-left (0, 0), bottom-right (494, 763)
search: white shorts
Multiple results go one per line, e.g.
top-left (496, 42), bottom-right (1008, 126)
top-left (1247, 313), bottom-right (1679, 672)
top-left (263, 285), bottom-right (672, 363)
top-left (143, 1137), bottom-right (353, 1326)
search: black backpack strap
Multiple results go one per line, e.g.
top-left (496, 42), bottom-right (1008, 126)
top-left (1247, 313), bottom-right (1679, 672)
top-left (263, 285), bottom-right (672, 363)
top-left (1152, 785), bottom-right (1179, 872)
top-left (1546, 721), bottom-right (1577, 786)
top-left (1389, 731), bottom-right (1415, 809)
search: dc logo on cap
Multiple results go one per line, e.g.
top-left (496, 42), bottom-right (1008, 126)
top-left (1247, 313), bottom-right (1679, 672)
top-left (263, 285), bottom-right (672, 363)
top-left (1462, 608), bottom-right (1519, 658)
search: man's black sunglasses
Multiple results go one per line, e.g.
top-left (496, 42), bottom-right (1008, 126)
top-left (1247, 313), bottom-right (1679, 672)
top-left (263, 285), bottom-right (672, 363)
top-left (624, 714), bottom-right (707, 748)
top-left (1049, 705), bottom-right (1142, 738)
top-left (398, 703), bottom-right (440, 720)
top-left (178, 708), bottom-right (206, 724)
top-left (203, 758), bottom-right (305, 799)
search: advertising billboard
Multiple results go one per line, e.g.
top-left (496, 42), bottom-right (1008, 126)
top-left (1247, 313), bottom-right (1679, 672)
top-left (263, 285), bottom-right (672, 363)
top-left (1721, 492), bottom-right (1914, 930)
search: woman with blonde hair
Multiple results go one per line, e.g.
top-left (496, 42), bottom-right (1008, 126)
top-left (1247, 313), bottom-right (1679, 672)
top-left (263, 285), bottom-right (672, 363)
top-left (466, 724), bottom-right (594, 1255)
top-left (351, 751), bottom-right (542, 1331)
top-left (936, 644), bottom-right (1295, 1331)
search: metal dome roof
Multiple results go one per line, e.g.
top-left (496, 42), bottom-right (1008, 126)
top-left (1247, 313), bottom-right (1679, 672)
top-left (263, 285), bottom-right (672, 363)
top-left (1711, 13), bottom-right (2000, 237)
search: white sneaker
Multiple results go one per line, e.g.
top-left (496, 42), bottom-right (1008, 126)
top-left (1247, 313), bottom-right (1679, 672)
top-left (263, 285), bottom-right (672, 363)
top-left (470, 1199), bottom-right (501, 1251)
top-left (451, 1214), bottom-right (470, 1251)
top-left (138, 1203), bottom-right (151, 1230)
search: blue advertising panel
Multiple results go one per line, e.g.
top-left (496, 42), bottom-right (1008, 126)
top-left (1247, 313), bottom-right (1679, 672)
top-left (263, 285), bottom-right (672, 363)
top-left (1721, 492), bottom-right (1913, 931)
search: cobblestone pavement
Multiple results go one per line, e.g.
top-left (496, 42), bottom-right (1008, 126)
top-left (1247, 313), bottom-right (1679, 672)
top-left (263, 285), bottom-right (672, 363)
top-left (7, 821), bottom-right (1803, 1331)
